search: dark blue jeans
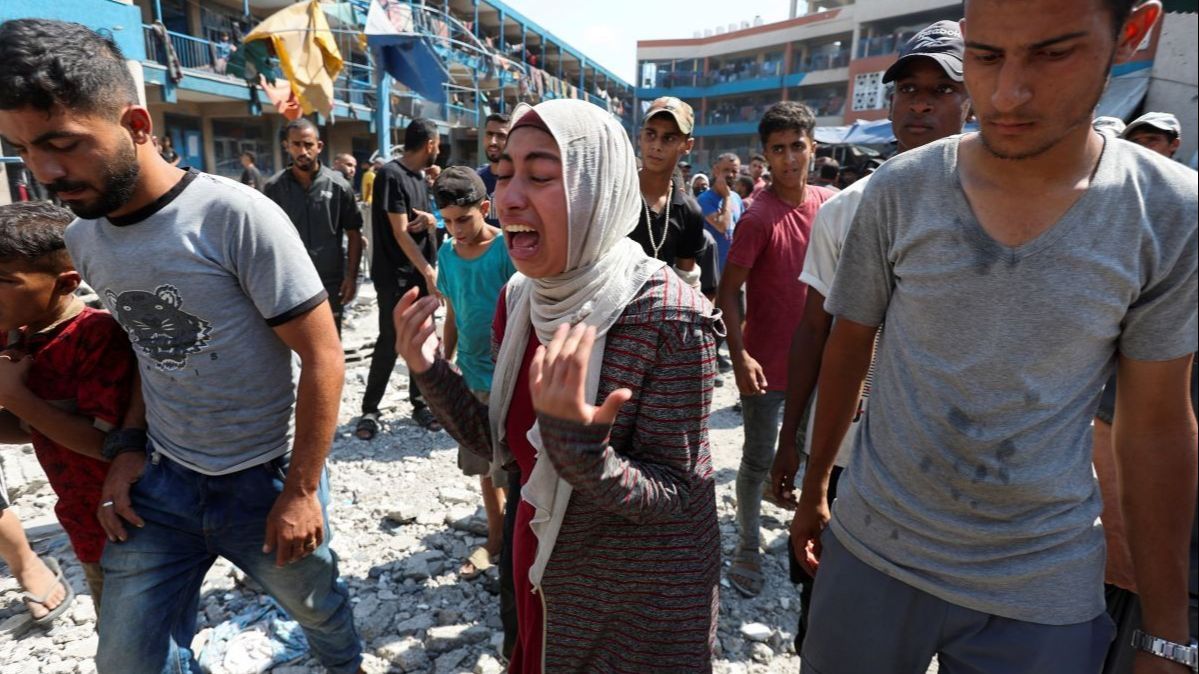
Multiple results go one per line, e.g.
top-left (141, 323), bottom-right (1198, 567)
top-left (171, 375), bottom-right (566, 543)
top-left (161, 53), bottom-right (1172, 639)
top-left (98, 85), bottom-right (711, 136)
top-left (96, 448), bottom-right (361, 674)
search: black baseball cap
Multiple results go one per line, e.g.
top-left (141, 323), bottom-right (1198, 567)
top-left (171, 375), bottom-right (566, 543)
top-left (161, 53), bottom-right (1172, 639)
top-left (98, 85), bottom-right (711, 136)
top-left (883, 20), bottom-right (964, 84)
top-left (432, 166), bottom-right (488, 209)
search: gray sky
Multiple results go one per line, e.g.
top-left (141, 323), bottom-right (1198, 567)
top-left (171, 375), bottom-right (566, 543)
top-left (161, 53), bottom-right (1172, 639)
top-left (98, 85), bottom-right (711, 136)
top-left (504, 0), bottom-right (795, 84)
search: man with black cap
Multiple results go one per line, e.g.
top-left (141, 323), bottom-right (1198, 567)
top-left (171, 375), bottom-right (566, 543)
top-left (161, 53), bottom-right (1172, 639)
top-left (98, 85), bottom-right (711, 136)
top-left (633, 96), bottom-right (706, 286)
top-left (771, 19), bottom-right (972, 655)
top-left (792, 1), bottom-right (1196, 672)
top-left (1123, 111), bottom-right (1182, 159)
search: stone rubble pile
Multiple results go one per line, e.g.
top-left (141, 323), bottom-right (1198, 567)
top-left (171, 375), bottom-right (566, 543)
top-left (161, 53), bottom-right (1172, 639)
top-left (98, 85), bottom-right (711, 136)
top-left (2, 285), bottom-right (916, 674)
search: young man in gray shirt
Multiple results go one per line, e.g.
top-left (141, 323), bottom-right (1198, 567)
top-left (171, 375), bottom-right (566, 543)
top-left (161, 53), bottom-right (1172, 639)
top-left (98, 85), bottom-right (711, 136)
top-left (0, 20), bottom-right (362, 674)
top-left (791, 1), bottom-right (1198, 672)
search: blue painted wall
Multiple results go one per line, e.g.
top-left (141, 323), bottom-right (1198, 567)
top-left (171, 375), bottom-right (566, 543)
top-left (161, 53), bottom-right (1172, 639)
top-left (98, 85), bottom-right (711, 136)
top-left (692, 122), bottom-right (758, 138)
top-left (638, 72), bottom-right (809, 102)
top-left (0, 0), bottom-right (146, 61)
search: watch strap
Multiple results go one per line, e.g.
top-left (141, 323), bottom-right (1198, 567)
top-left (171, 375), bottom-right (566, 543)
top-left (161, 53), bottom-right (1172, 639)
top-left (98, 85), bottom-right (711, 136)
top-left (1131, 629), bottom-right (1199, 670)
top-left (101, 428), bottom-right (148, 461)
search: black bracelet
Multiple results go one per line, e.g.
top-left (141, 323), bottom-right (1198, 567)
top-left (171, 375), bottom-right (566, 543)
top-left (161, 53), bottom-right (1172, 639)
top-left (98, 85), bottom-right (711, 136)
top-left (101, 428), bottom-right (148, 461)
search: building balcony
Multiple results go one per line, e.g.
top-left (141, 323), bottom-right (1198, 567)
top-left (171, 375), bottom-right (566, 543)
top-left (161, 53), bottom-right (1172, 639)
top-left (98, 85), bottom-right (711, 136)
top-left (857, 31), bottom-right (918, 59)
top-left (794, 50), bottom-right (851, 73)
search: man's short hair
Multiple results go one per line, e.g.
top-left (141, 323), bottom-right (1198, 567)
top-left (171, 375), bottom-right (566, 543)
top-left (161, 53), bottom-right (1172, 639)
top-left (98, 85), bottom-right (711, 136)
top-left (404, 118), bottom-right (440, 152)
top-left (0, 202), bottom-right (75, 273)
top-left (819, 163), bottom-right (840, 181)
top-left (735, 175), bottom-right (756, 192)
top-left (241, 150), bottom-right (257, 164)
top-left (714, 152), bottom-right (741, 166)
top-left (963, 0), bottom-right (1136, 37)
top-left (0, 19), bottom-right (139, 118)
top-left (284, 118), bottom-right (320, 138)
top-left (758, 101), bottom-right (816, 146)
top-left (750, 153), bottom-right (766, 164)
top-left (334, 152), bottom-right (355, 163)
top-left (485, 113), bottom-right (511, 127)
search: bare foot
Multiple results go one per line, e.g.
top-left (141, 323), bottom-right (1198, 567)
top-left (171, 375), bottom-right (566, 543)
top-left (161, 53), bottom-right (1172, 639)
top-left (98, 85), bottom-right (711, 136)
top-left (18, 557), bottom-right (65, 620)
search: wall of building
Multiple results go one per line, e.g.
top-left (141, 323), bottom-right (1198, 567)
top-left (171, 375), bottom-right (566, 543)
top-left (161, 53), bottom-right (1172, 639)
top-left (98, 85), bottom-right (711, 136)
top-left (638, 9), bottom-right (855, 62)
top-left (0, 0), bottom-right (145, 60)
top-left (1145, 11), bottom-right (1198, 164)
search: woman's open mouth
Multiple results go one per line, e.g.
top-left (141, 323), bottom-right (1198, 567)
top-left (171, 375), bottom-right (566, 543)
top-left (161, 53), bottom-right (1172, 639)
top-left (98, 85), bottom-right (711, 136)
top-left (504, 224), bottom-right (541, 260)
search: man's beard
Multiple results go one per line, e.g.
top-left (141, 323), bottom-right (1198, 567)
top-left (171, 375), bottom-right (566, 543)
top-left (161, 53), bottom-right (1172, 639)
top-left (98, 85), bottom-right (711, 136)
top-left (425, 153), bottom-right (437, 168)
top-left (486, 147), bottom-right (502, 162)
top-left (48, 139), bottom-right (140, 219)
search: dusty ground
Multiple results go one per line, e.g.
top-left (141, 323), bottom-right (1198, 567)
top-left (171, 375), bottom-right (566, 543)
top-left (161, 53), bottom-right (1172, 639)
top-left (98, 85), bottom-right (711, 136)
top-left (1, 280), bottom-right (937, 674)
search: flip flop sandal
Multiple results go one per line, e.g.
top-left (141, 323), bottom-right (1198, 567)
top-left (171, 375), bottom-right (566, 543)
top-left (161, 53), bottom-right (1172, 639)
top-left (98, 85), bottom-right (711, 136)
top-left (458, 546), bottom-right (496, 580)
top-left (355, 413), bottom-right (380, 440)
top-left (727, 546), bottom-right (765, 598)
top-left (24, 557), bottom-right (75, 626)
top-left (413, 407), bottom-right (443, 432)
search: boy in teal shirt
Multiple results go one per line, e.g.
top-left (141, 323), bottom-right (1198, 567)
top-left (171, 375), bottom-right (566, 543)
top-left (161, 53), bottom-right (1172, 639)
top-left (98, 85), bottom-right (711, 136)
top-left (432, 167), bottom-right (516, 578)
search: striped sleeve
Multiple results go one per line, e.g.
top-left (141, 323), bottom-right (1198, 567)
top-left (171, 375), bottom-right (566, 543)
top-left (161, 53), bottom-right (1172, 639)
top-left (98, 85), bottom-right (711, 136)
top-left (412, 358), bottom-right (492, 460)
top-left (538, 311), bottom-right (716, 525)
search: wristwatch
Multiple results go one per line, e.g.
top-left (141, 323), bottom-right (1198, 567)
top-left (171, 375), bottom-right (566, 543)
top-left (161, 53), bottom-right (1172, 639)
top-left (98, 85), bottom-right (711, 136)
top-left (100, 428), bottom-right (148, 461)
top-left (1131, 629), bottom-right (1199, 670)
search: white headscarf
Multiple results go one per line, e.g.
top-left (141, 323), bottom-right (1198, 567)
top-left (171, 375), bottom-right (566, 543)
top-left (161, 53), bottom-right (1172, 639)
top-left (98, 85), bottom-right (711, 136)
top-left (487, 99), bottom-right (667, 588)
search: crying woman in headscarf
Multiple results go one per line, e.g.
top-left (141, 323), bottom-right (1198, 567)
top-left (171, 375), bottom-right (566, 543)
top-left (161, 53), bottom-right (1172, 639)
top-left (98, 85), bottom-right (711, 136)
top-left (394, 99), bottom-right (723, 673)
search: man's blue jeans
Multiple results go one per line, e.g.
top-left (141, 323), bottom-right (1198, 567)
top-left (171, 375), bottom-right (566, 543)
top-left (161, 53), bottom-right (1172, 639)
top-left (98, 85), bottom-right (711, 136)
top-left (96, 448), bottom-right (362, 674)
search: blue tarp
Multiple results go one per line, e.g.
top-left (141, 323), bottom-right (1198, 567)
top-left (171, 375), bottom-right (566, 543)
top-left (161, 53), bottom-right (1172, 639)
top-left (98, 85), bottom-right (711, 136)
top-left (365, 0), bottom-right (449, 105)
top-left (370, 35), bottom-right (449, 105)
top-left (814, 119), bottom-right (896, 145)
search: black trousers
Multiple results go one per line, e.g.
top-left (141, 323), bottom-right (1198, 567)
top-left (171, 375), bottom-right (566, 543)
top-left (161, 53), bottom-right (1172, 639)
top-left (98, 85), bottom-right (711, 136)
top-left (322, 280), bottom-right (344, 337)
top-left (789, 464), bottom-right (844, 655)
top-left (499, 468), bottom-right (521, 659)
top-left (361, 274), bottom-right (427, 416)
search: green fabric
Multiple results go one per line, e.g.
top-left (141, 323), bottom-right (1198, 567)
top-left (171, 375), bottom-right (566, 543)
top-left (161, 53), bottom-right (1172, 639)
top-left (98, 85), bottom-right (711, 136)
top-left (227, 40), bottom-right (277, 85)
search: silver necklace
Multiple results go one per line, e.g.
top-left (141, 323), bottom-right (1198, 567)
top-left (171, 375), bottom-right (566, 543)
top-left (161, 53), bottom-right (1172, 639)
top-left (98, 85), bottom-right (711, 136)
top-left (641, 180), bottom-right (672, 260)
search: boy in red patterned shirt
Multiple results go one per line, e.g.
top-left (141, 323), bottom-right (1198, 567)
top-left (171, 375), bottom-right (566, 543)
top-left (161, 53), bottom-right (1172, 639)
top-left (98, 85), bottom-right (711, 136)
top-left (0, 202), bottom-right (136, 618)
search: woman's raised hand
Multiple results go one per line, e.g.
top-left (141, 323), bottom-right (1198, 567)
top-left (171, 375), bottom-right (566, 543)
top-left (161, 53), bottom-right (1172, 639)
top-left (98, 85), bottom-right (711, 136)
top-left (529, 323), bottom-right (631, 426)
top-left (392, 287), bottom-right (440, 375)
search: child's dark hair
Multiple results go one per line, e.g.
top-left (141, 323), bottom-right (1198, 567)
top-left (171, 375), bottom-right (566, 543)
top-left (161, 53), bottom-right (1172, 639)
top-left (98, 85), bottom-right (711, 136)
top-left (0, 202), bottom-right (75, 273)
top-left (758, 101), bottom-right (816, 146)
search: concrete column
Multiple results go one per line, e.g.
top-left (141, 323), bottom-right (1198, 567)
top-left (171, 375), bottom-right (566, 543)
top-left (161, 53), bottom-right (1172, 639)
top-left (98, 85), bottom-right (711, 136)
top-left (375, 73), bottom-right (391, 158)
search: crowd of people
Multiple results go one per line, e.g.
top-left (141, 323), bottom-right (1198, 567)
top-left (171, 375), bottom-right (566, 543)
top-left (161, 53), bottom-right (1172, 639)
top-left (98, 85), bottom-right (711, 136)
top-left (0, 1), bottom-right (1197, 673)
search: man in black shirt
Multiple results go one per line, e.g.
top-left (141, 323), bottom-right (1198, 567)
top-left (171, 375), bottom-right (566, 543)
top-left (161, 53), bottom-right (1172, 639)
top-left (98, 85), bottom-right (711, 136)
top-left (357, 118), bottom-right (442, 437)
top-left (263, 119), bottom-right (362, 336)
top-left (632, 97), bottom-right (704, 287)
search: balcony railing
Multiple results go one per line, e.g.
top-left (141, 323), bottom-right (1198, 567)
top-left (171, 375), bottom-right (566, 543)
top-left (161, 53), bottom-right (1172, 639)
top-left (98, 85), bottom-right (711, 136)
top-left (857, 31), bottom-right (917, 59)
top-left (795, 49), bottom-right (851, 73)
top-left (705, 60), bottom-right (783, 86)
top-left (144, 25), bottom-right (221, 73)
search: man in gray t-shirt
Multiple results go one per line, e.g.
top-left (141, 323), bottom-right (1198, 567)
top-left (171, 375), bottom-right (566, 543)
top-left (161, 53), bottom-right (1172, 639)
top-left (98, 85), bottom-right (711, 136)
top-left (790, 2), bottom-right (1197, 673)
top-left (0, 20), bottom-right (362, 673)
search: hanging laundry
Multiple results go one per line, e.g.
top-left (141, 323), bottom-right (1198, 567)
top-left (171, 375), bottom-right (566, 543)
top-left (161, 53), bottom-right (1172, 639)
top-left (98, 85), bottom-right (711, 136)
top-left (243, 0), bottom-right (344, 117)
top-left (148, 22), bottom-right (184, 83)
top-left (260, 74), bottom-right (304, 120)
